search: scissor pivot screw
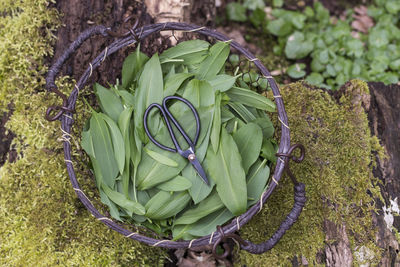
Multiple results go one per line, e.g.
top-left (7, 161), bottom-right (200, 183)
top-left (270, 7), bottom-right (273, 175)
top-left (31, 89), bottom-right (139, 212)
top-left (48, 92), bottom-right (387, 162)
top-left (188, 154), bottom-right (196, 161)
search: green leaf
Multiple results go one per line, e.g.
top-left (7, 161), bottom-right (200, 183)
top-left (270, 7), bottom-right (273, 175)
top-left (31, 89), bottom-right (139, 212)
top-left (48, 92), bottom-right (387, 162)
top-left (174, 190), bottom-right (224, 225)
top-left (98, 113), bottom-right (125, 175)
top-left (133, 53), bottom-right (164, 142)
top-left (182, 109), bottom-right (215, 203)
top-left (287, 63), bottom-right (306, 79)
top-left (272, 0), bottom-right (283, 7)
top-left (208, 74), bottom-right (238, 92)
top-left (144, 147), bottom-right (179, 167)
top-left (249, 8), bottom-right (266, 27)
top-left (232, 122), bottom-right (263, 173)
top-left (159, 40), bottom-right (210, 65)
top-left (267, 18), bottom-right (293, 37)
top-left (164, 73), bottom-right (194, 96)
top-left (252, 116), bottom-right (274, 139)
top-left (261, 139), bottom-right (277, 163)
top-left (305, 72), bottom-right (324, 85)
top-left (81, 129), bottom-right (94, 157)
top-left (172, 224), bottom-right (194, 241)
top-left (121, 46), bottom-right (149, 89)
top-left (221, 106), bottom-right (235, 123)
top-left (197, 42), bottom-right (230, 80)
top-left (247, 159), bottom-right (270, 205)
top-left (205, 128), bottom-right (247, 215)
top-left (156, 175), bottom-right (192, 191)
top-left (368, 28), bottom-right (389, 48)
top-left (243, 0), bottom-right (265, 10)
top-left (117, 90), bottom-right (135, 107)
top-left (182, 79), bottom-right (215, 108)
top-left (101, 182), bottom-right (146, 216)
top-left (285, 32), bottom-right (314, 59)
top-left (94, 83), bottom-right (124, 122)
top-left (226, 87), bottom-right (276, 112)
top-left (145, 191), bottom-right (191, 220)
top-left (389, 58), bottom-right (400, 70)
top-left (210, 92), bottom-right (222, 152)
top-left (227, 102), bottom-right (256, 123)
top-left (90, 113), bottom-right (119, 188)
top-left (187, 209), bottom-right (234, 237)
top-left (183, 163), bottom-right (215, 204)
top-left (226, 3), bottom-right (247, 22)
top-left (99, 188), bottom-right (123, 221)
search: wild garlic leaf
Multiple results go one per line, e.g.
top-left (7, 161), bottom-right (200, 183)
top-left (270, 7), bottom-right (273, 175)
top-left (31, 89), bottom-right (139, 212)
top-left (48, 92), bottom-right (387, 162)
top-left (210, 91), bottom-right (222, 152)
top-left (197, 41), bottom-right (231, 80)
top-left (246, 159), bottom-right (270, 206)
top-left (99, 188), bottom-right (123, 221)
top-left (208, 74), bottom-right (238, 92)
top-left (182, 108), bottom-right (215, 203)
top-left (122, 45), bottom-right (149, 89)
top-left (221, 106), bottom-right (235, 123)
top-left (136, 127), bottom-right (187, 190)
top-left (145, 191), bottom-right (191, 220)
top-left (95, 83), bottom-right (124, 122)
top-left (252, 116), bottom-right (274, 139)
top-left (133, 53), bottom-right (164, 142)
top-left (144, 147), bottom-right (179, 167)
top-left (232, 122), bottom-right (263, 173)
top-left (159, 40), bottom-right (210, 65)
top-left (164, 73), bottom-right (194, 97)
top-left (182, 79), bottom-right (215, 108)
top-left (156, 175), bottom-right (192, 191)
top-left (261, 139), bottom-right (278, 163)
top-left (227, 102), bottom-right (256, 123)
top-left (187, 209), bottom-right (234, 237)
top-left (118, 108), bottom-right (134, 197)
top-left (183, 163), bottom-right (215, 204)
top-left (174, 190), bottom-right (224, 225)
top-left (81, 129), bottom-right (94, 158)
top-left (90, 112), bottom-right (119, 188)
top-left (116, 90), bottom-right (135, 107)
top-left (172, 224), bottom-right (194, 241)
top-left (226, 86), bottom-right (276, 112)
top-left (101, 182), bottom-right (146, 216)
top-left (98, 113), bottom-right (125, 175)
top-left (205, 128), bottom-right (247, 215)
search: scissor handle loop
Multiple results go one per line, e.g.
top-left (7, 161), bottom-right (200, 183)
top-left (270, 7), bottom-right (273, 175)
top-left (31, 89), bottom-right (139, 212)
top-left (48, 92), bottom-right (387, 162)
top-left (162, 96), bottom-right (200, 147)
top-left (143, 103), bottom-right (177, 153)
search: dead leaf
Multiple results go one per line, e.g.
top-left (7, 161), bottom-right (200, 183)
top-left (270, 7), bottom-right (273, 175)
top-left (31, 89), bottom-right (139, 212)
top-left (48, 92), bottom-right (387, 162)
top-left (351, 5), bottom-right (374, 34)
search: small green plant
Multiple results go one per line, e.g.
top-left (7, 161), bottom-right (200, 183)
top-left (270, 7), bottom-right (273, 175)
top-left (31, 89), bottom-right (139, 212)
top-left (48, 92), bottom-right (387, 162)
top-left (226, 0), bottom-right (400, 89)
top-left (82, 40), bottom-right (278, 240)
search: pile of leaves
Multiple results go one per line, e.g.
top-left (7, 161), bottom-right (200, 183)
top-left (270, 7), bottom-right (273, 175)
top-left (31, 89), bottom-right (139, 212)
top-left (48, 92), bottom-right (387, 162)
top-left (226, 0), bottom-right (400, 89)
top-left (81, 40), bottom-right (277, 240)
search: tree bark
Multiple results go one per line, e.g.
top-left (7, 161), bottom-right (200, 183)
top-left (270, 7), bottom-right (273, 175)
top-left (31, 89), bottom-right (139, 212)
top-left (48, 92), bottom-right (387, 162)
top-left (368, 82), bottom-right (400, 266)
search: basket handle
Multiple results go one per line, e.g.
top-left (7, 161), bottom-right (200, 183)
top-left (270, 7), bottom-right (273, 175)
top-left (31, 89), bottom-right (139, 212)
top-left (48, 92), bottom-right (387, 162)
top-left (45, 25), bottom-right (110, 121)
top-left (46, 25), bottom-right (109, 92)
top-left (240, 182), bottom-right (306, 254)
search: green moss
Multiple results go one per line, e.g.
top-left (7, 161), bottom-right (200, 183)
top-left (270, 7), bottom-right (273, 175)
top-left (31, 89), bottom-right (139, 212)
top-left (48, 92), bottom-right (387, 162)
top-left (238, 80), bottom-right (383, 265)
top-left (0, 1), bottom-right (166, 265)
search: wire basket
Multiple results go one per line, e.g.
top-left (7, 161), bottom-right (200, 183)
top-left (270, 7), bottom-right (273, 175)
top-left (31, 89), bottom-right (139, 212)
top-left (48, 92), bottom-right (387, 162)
top-left (45, 22), bottom-right (306, 256)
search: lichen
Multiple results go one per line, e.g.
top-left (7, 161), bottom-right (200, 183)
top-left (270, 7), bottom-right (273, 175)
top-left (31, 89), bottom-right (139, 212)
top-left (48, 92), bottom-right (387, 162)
top-left (0, 1), bottom-right (166, 266)
top-left (238, 80), bottom-right (383, 266)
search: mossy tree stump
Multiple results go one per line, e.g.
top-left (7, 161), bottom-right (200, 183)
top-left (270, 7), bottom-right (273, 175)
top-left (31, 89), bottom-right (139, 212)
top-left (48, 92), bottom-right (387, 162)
top-left (1, 0), bottom-right (399, 266)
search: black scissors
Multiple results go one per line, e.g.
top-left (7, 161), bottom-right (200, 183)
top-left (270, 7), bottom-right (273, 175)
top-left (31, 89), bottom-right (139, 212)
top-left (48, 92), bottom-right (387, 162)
top-left (143, 96), bottom-right (209, 185)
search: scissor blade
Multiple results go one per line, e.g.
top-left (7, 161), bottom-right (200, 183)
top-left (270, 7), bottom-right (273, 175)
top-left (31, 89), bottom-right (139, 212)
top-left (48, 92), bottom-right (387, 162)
top-left (190, 158), bottom-right (210, 186)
